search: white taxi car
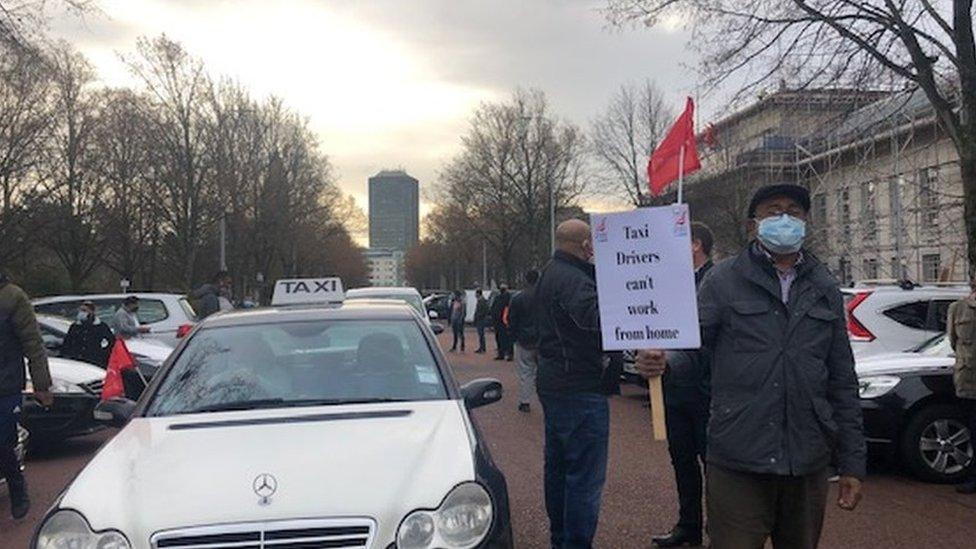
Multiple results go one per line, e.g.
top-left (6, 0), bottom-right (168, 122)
top-left (33, 300), bottom-right (512, 549)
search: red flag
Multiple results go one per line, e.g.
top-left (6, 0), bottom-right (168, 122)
top-left (703, 123), bottom-right (718, 149)
top-left (101, 338), bottom-right (136, 401)
top-left (647, 97), bottom-right (701, 196)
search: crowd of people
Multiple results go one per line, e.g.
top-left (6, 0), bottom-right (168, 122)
top-left (457, 184), bottom-right (910, 548)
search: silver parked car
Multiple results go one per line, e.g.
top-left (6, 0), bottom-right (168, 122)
top-left (32, 293), bottom-right (197, 347)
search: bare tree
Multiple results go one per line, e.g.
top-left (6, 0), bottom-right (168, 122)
top-left (435, 89), bottom-right (588, 280)
top-left (0, 42), bottom-right (50, 266)
top-left (0, 0), bottom-right (95, 52)
top-left (124, 34), bottom-right (215, 287)
top-left (591, 80), bottom-right (673, 205)
top-left (606, 0), bottom-right (976, 275)
top-left (37, 42), bottom-right (103, 290)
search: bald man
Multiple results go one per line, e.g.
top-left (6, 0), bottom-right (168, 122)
top-left (535, 218), bottom-right (612, 549)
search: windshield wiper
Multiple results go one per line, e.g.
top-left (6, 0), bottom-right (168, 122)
top-left (186, 398), bottom-right (285, 414)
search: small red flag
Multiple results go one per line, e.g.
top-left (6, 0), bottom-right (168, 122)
top-left (101, 338), bottom-right (136, 401)
top-left (647, 97), bottom-right (701, 196)
top-left (703, 123), bottom-right (718, 149)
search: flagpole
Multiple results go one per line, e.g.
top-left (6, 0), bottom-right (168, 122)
top-left (677, 144), bottom-right (685, 205)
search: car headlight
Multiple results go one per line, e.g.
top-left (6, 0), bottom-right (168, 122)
top-left (397, 482), bottom-right (494, 549)
top-left (858, 375), bottom-right (901, 399)
top-left (35, 509), bottom-right (130, 549)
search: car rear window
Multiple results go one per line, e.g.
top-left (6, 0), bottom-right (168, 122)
top-left (883, 299), bottom-right (954, 332)
top-left (36, 298), bottom-right (170, 325)
top-left (146, 319), bottom-right (447, 416)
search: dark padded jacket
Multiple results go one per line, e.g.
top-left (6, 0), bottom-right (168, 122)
top-left (507, 286), bottom-right (538, 348)
top-left (62, 319), bottom-right (115, 368)
top-left (535, 250), bottom-right (611, 395)
top-left (0, 275), bottom-right (51, 396)
top-left (700, 244), bottom-right (865, 479)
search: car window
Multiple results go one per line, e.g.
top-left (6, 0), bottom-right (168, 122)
top-left (348, 294), bottom-right (424, 317)
top-left (928, 300), bottom-right (955, 332)
top-left (35, 300), bottom-right (82, 319)
top-left (883, 301), bottom-right (930, 330)
top-left (146, 319), bottom-right (447, 416)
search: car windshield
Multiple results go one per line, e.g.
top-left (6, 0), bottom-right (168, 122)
top-left (912, 333), bottom-right (953, 357)
top-left (146, 319), bottom-right (447, 416)
top-left (348, 294), bottom-right (424, 317)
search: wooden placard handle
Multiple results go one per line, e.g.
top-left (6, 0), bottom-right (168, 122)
top-left (648, 376), bottom-right (667, 441)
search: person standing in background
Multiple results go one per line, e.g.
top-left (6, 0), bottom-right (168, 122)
top-left (191, 270), bottom-right (232, 319)
top-left (490, 284), bottom-right (513, 361)
top-left (61, 300), bottom-right (115, 368)
top-left (648, 222), bottom-right (715, 548)
top-left (535, 219), bottom-right (611, 549)
top-left (474, 289), bottom-right (489, 354)
top-left (0, 270), bottom-right (53, 519)
top-left (947, 277), bottom-right (976, 494)
top-left (112, 295), bottom-right (150, 339)
top-left (508, 270), bottom-right (540, 413)
top-left (449, 291), bottom-right (467, 353)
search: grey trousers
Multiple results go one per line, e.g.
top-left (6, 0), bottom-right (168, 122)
top-left (707, 464), bottom-right (829, 549)
top-left (514, 343), bottom-right (538, 405)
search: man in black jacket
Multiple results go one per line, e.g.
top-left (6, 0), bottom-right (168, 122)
top-left (508, 270), bottom-right (539, 413)
top-left (535, 219), bottom-right (610, 549)
top-left (489, 285), bottom-right (512, 360)
top-left (62, 301), bottom-right (115, 367)
top-left (638, 185), bottom-right (864, 549)
top-left (648, 222), bottom-right (715, 547)
top-left (473, 289), bottom-right (490, 353)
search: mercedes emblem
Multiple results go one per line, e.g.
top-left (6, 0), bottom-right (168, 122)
top-left (253, 473), bottom-right (277, 505)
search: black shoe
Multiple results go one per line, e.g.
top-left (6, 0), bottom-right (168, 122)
top-left (505, 356), bottom-right (514, 362)
top-left (9, 479), bottom-right (30, 520)
top-left (652, 526), bottom-right (702, 547)
top-left (956, 480), bottom-right (976, 494)
top-left (518, 403), bottom-right (530, 413)
top-left (493, 355), bottom-right (504, 360)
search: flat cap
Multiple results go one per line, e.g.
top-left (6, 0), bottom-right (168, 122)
top-left (748, 184), bottom-right (811, 218)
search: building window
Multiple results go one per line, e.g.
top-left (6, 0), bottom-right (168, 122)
top-left (813, 193), bottom-right (827, 224)
top-left (862, 258), bottom-right (879, 280)
top-left (839, 257), bottom-right (851, 285)
top-left (919, 167), bottom-right (939, 230)
top-left (890, 257), bottom-right (904, 279)
top-left (860, 181), bottom-right (877, 240)
top-left (922, 253), bottom-right (941, 282)
top-left (838, 188), bottom-right (851, 240)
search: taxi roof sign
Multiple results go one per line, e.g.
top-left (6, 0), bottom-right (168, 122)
top-left (271, 277), bottom-right (345, 306)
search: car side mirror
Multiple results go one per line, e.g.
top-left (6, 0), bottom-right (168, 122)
top-left (93, 397), bottom-right (137, 428)
top-left (431, 323), bottom-right (445, 335)
top-left (428, 310), bottom-right (439, 320)
top-left (460, 378), bottom-right (503, 410)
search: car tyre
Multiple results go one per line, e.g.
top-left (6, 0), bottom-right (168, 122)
top-left (900, 403), bottom-right (974, 483)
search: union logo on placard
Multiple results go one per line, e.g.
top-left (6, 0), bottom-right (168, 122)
top-left (595, 216), bottom-right (609, 242)
top-left (672, 206), bottom-right (688, 237)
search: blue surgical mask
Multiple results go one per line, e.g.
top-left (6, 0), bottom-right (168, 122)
top-left (77, 311), bottom-right (89, 322)
top-left (757, 214), bottom-right (806, 254)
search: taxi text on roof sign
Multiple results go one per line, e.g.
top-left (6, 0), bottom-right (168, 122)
top-left (271, 277), bottom-right (345, 306)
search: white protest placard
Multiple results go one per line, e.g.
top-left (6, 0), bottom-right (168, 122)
top-left (591, 204), bottom-right (700, 351)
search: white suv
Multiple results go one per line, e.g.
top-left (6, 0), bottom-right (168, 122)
top-left (33, 293), bottom-right (197, 347)
top-left (843, 282), bottom-right (969, 357)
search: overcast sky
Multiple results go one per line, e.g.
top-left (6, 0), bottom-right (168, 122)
top-left (48, 0), bottom-right (702, 221)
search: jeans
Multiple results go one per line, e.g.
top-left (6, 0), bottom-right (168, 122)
top-left (451, 323), bottom-right (465, 351)
top-left (0, 394), bottom-right (24, 491)
top-left (514, 343), bottom-right (538, 405)
top-left (476, 324), bottom-right (486, 351)
top-left (540, 392), bottom-right (609, 549)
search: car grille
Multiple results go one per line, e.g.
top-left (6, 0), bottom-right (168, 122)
top-left (151, 519), bottom-right (374, 549)
top-left (80, 379), bottom-right (104, 396)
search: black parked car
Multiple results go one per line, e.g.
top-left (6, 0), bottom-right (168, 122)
top-left (857, 334), bottom-right (973, 483)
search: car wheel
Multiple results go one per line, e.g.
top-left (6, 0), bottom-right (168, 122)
top-left (900, 403), bottom-right (974, 483)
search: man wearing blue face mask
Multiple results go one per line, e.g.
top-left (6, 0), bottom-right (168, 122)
top-left (638, 184), bottom-right (865, 549)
